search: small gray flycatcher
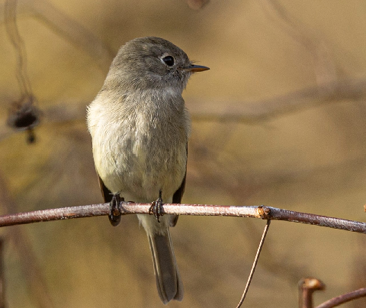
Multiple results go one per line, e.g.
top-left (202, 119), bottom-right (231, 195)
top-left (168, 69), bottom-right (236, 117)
top-left (87, 36), bottom-right (209, 304)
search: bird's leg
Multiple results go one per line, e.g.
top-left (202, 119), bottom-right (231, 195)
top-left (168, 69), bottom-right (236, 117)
top-left (149, 190), bottom-right (164, 223)
top-left (109, 194), bottom-right (123, 226)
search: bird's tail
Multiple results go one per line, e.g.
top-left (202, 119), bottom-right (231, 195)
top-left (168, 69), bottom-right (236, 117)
top-left (147, 229), bottom-right (184, 304)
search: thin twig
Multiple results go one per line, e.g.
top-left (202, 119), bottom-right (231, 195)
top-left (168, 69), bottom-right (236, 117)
top-left (235, 220), bottom-right (271, 308)
top-left (4, 0), bottom-right (41, 143)
top-left (4, 0), bottom-right (32, 97)
top-left (0, 203), bottom-right (364, 234)
top-left (315, 287), bottom-right (366, 308)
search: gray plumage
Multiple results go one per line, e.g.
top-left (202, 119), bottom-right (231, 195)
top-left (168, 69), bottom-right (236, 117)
top-left (87, 37), bottom-right (208, 304)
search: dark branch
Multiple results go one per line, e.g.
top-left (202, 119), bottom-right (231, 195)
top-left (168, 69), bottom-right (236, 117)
top-left (315, 287), bottom-right (366, 308)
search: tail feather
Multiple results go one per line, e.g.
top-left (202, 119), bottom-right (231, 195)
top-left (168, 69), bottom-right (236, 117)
top-left (148, 231), bottom-right (183, 304)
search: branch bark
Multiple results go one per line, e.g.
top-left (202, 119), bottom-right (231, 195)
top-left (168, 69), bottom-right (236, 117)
top-left (315, 287), bottom-right (366, 308)
top-left (0, 202), bottom-right (364, 234)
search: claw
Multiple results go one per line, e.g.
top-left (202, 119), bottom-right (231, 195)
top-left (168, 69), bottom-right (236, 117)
top-left (149, 190), bottom-right (164, 223)
top-left (109, 194), bottom-right (123, 226)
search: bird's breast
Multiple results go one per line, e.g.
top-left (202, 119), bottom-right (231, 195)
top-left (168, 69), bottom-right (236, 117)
top-left (90, 97), bottom-right (188, 202)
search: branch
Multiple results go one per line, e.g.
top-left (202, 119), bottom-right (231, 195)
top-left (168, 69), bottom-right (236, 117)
top-left (0, 238), bottom-right (5, 308)
top-left (298, 278), bottom-right (325, 308)
top-left (189, 77), bottom-right (366, 124)
top-left (315, 287), bottom-right (366, 308)
top-left (0, 203), bottom-right (364, 234)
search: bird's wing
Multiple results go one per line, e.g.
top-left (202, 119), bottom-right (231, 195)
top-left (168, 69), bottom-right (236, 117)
top-left (98, 175), bottom-right (113, 203)
top-left (170, 143), bottom-right (188, 227)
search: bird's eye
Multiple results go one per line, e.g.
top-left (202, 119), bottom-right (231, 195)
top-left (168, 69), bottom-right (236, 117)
top-left (162, 56), bottom-right (175, 67)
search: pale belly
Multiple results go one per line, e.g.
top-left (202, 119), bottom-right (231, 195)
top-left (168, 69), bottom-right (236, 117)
top-left (93, 126), bottom-right (187, 203)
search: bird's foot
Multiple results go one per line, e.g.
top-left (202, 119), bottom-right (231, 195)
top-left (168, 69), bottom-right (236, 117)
top-left (109, 194), bottom-right (123, 226)
top-left (149, 190), bottom-right (164, 223)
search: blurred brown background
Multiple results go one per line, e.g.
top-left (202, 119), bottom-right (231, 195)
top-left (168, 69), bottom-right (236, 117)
top-left (0, 0), bottom-right (366, 307)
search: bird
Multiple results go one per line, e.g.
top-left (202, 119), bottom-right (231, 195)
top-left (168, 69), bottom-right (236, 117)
top-left (87, 36), bottom-right (209, 304)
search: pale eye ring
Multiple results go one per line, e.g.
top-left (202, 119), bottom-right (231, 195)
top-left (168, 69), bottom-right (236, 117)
top-left (161, 55), bottom-right (175, 67)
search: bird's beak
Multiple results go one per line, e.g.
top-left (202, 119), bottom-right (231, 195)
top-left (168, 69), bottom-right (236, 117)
top-left (184, 64), bottom-right (210, 73)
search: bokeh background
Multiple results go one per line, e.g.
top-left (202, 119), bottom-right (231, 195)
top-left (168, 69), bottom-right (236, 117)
top-left (0, 0), bottom-right (366, 307)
